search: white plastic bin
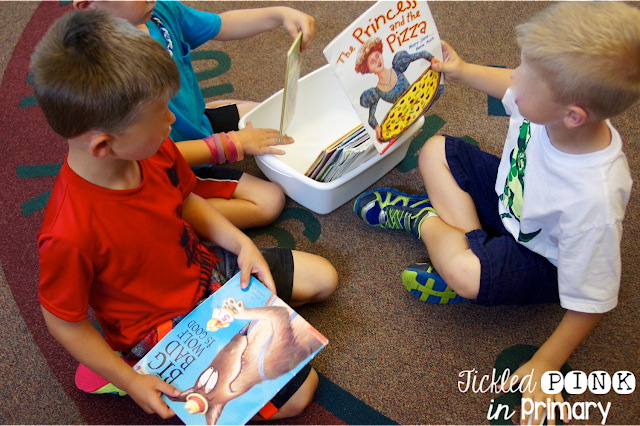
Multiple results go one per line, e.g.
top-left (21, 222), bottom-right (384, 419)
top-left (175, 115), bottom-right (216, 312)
top-left (239, 64), bottom-right (423, 214)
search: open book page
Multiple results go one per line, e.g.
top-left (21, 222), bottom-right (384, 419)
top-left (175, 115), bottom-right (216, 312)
top-left (279, 32), bottom-right (303, 144)
top-left (323, 1), bottom-right (444, 153)
top-left (134, 273), bottom-right (327, 426)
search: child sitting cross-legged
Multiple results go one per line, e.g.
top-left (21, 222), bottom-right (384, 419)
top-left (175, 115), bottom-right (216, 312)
top-left (354, 2), bottom-right (640, 424)
top-left (73, 0), bottom-right (319, 230)
top-left (33, 9), bottom-right (337, 421)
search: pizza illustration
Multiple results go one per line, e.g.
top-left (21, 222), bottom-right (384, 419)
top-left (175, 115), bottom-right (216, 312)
top-left (380, 68), bottom-right (442, 141)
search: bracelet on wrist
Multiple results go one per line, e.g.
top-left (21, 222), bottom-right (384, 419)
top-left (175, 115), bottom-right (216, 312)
top-left (203, 136), bottom-right (219, 165)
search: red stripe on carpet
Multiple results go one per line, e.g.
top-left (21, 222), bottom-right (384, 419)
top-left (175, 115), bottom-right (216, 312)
top-left (0, 4), bottom-right (349, 424)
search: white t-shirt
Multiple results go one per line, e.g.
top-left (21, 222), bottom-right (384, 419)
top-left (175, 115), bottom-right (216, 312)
top-left (495, 89), bottom-right (632, 313)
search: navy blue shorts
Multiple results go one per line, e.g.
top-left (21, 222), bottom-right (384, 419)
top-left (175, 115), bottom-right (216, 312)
top-left (205, 104), bottom-right (240, 133)
top-left (444, 135), bottom-right (559, 306)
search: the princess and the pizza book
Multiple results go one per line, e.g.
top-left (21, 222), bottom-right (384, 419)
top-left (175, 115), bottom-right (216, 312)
top-left (323, 0), bottom-right (444, 152)
top-left (134, 273), bottom-right (327, 426)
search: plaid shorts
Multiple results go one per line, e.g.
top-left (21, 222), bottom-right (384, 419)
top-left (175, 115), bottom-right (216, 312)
top-left (125, 246), bottom-right (302, 418)
top-left (127, 247), bottom-right (293, 359)
top-left (192, 165), bottom-right (243, 200)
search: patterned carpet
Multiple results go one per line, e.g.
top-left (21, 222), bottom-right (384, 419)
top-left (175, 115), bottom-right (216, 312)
top-left (1, 2), bottom-right (638, 425)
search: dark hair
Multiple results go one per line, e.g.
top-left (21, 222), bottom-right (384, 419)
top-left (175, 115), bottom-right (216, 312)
top-left (30, 9), bottom-right (180, 138)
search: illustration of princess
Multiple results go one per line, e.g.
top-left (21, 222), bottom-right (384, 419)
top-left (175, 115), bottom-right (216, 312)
top-left (357, 37), bottom-right (434, 142)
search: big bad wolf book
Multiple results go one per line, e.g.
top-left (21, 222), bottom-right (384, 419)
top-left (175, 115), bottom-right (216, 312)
top-left (134, 273), bottom-right (328, 425)
top-left (323, 0), bottom-right (444, 153)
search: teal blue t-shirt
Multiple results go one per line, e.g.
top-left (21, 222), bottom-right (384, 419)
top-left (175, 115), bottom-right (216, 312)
top-left (147, 1), bottom-right (222, 142)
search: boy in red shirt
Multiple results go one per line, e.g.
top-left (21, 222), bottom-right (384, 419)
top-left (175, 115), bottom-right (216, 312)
top-left (33, 9), bottom-right (337, 421)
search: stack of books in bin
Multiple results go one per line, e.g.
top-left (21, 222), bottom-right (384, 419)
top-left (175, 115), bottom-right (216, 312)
top-left (304, 124), bottom-right (375, 182)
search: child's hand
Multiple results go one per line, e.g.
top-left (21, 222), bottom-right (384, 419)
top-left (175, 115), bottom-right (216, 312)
top-left (236, 122), bottom-right (294, 156)
top-left (502, 358), bottom-right (570, 426)
top-left (431, 40), bottom-right (467, 84)
top-left (279, 7), bottom-right (316, 51)
top-left (236, 241), bottom-right (276, 293)
top-left (374, 125), bottom-right (383, 143)
top-left (126, 373), bottom-right (180, 419)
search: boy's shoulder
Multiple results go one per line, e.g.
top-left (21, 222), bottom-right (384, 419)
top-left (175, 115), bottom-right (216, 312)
top-left (153, 1), bottom-right (219, 24)
top-left (39, 140), bottom-right (183, 243)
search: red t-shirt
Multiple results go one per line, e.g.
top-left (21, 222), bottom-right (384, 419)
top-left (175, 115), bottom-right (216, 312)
top-left (38, 139), bottom-right (216, 351)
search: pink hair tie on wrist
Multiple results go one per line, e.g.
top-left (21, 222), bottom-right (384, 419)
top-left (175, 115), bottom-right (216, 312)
top-left (203, 136), bottom-right (219, 165)
top-left (222, 132), bottom-right (238, 163)
top-left (213, 133), bottom-right (226, 164)
top-left (229, 131), bottom-right (244, 162)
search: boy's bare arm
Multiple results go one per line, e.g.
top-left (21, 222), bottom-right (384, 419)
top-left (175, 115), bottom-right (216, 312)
top-left (432, 41), bottom-right (512, 100)
top-left (181, 192), bottom-right (276, 292)
top-left (216, 7), bottom-right (315, 51)
top-left (40, 306), bottom-right (179, 418)
top-left (174, 124), bottom-right (294, 168)
top-left (504, 310), bottom-right (602, 425)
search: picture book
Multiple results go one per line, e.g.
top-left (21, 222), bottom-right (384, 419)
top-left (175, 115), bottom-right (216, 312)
top-left (323, 0), bottom-right (444, 153)
top-left (279, 32), bottom-right (303, 144)
top-left (305, 124), bottom-right (376, 182)
top-left (134, 273), bottom-right (327, 426)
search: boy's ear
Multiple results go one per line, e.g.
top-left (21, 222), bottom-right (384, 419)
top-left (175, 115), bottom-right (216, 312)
top-left (87, 132), bottom-right (113, 158)
top-left (564, 106), bottom-right (588, 129)
top-left (73, 0), bottom-right (96, 11)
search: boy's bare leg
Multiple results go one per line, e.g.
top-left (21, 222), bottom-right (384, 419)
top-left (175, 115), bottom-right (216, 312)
top-left (418, 135), bottom-right (481, 299)
top-left (289, 251), bottom-right (338, 307)
top-left (250, 367), bottom-right (319, 421)
top-left (206, 173), bottom-right (285, 229)
top-left (205, 99), bottom-right (259, 118)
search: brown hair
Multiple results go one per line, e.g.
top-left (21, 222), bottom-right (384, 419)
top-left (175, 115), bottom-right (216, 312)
top-left (30, 9), bottom-right (180, 139)
top-left (516, 2), bottom-right (640, 119)
top-left (355, 37), bottom-right (384, 74)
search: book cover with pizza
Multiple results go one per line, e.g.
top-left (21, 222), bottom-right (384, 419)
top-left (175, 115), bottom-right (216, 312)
top-left (134, 273), bottom-right (327, 426)
top-left (323, 0), bottom-right (444, 153)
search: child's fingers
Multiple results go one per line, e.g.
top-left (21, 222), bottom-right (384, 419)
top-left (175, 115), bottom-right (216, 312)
top-left (240, 268), bottom-right (251, 289)
top-left (153, 401), bottom-right (176, 420)
top-left (552, 392), bottom-right (569, 424)
top-left (431, 58), bottom-right (443, 72)
top-left (296, 15), bottom-right (316, 50)
top-left (254, 266), bottom-right (277, 294)
top-left (263, 136), bottom-right (293, 147)
top-left (263, 148), bottom-right (287, 156)
top-left (500, 367), bottom-right (524, 393)
top-left (300, 31), bottom-right (314, 51)
top-left (157, 381), bottom-right (181, 398)
top-left (278, 136), bottom-right (295, 145)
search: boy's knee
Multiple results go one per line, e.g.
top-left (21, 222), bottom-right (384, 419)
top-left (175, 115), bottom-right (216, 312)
top-left (438, 254), bottom-right (480, 300)
top-left (418, 135), bottom-right (447, 177)
top-left (315, 258), bottom-right (338, 301)
top-left (277, 368), bottom-right (319, 418)
top-left (258, 180), bottom-right (285, 222)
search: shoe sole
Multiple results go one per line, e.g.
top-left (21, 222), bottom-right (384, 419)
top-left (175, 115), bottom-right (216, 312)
top-left (402, 269), bottom-right (466, 304)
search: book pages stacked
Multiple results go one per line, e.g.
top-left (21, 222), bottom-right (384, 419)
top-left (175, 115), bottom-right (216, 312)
top-left (305, 125), bottom-right (376, 182)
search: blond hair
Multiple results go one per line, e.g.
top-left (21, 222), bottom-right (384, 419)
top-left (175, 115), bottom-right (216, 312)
top-left (30, 9), bottom-right (180, 139)
top-left (516, 2), bottom-right (640, 119)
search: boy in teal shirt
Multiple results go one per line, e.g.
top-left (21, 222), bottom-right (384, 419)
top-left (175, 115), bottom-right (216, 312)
top-left (75, 0), bottom-right (316, 229)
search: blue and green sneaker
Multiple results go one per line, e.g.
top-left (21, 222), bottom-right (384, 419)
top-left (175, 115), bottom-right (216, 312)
top-left (353, 188), bottom-right (436, 239)
top-left (402, 263), bottom-right (468, 304)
